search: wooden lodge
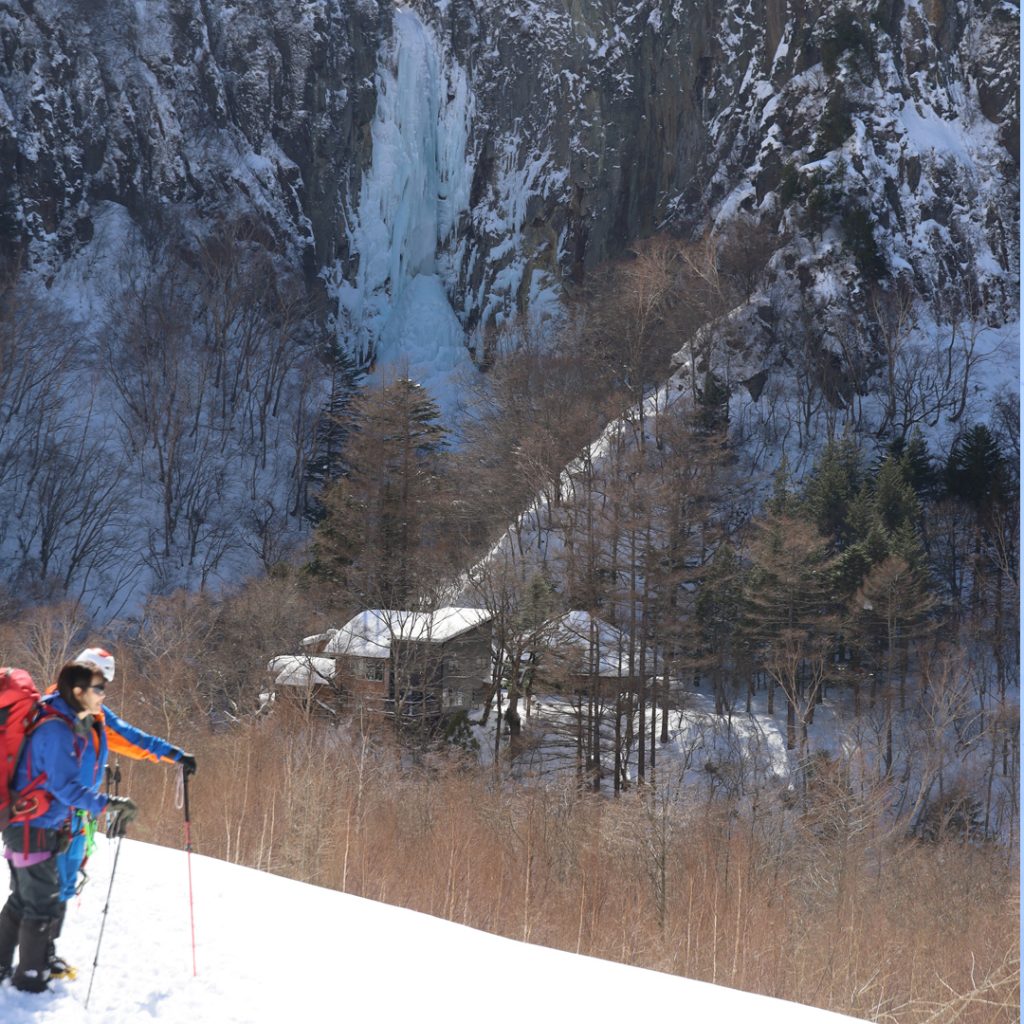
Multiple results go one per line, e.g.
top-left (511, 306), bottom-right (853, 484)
top-left (532, 611), bottom-right (641, 697)
top-left (270, 607), bottom-right (493, 719)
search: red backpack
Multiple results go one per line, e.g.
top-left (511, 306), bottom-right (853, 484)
top-left (0, 668), bottom-right (46, 829)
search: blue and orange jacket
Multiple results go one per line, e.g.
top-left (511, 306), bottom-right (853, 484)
top-left (11, 694), bottom-right (109, 831)
top-left (41, 682), bottom-right (183, 766)
top-left (102, 705), bottom-right (182, 765)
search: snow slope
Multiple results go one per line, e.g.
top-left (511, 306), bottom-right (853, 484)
top-left (0, 838), bottom-right (867, 1023)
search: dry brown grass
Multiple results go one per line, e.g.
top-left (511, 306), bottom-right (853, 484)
top-left (110, 706), bottom-right (1019, 1024)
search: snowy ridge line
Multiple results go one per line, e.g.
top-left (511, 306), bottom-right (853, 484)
top-left (460, 365), bottom-right (694, 595)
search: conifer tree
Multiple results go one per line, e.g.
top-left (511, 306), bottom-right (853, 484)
top-left (882, 430), bottom-right (937, 501)
top-left (304, 338), bottom-right (365, 521)
top-left (874, 455), bottom-right (921, 536)
top-left (695, 542), bottom-right (742, 716)
top-left (851, 554), bottom-right (936, 772)
top-left (802, 438), bottom-right (863, 548)
top-left (308, 377), bottom-right (450, 608)
top-left (741, 513), bottom-right (839, 752)
top-left (945, 424), bottom-right (1008, 509)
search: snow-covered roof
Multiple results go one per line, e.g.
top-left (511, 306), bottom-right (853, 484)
top-left (300, 629), bottom-right (338, 651)
top-left (267, 655), bottom-right (337, 687)
top-left (323, 607), bottom-right (492, 659)
top-left (546, 611), bottom-right (633, 678)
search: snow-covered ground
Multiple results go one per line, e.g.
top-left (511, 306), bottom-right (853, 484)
top-left (473, 687), bottom-right (793, 789)
top-left (0, 837), bottom-right (868, 1023)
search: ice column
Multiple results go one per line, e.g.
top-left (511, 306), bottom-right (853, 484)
top-left (335, 8), bottom-right (474, 408)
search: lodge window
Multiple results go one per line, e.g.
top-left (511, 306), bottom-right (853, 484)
top-left (358, 659), bottom-right (386, 681)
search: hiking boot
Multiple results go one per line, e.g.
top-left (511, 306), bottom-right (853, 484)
top-left (46, 907), bottom-right (75, 977)
top-left (48, 947), bottom-right (76, 981)
top-left (11, 918), bottom-right (50, 993)
top-left (11, 969), bottom-right (49, 993)
top-left (0, 903), bottom-right (19, 975)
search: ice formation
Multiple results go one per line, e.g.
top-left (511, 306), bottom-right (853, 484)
top-left (332, 8), bottom-right (474, 412)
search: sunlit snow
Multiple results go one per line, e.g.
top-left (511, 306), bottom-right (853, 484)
top-left (0, 838), bottom-right (868, 1022)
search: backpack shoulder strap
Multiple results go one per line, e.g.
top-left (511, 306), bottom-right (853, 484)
top-left (21, 701), bottom-right (81, 771)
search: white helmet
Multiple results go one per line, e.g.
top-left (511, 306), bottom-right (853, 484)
top-left (73, 647), bottom-right (115, 683)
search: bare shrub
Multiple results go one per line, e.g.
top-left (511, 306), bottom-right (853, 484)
top-left (116, 694), bottom-right (1017, 1024)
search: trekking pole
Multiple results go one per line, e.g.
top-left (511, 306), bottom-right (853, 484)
top-left (181, 766), bottom-right (197, 977)
top-left (103, 762), bottom-right (121, 831)
top-left (84, 833), bottom-right (124, 1010)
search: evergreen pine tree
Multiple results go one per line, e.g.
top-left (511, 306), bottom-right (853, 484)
top-left (883, 430), bottom-right (937, 500)
top-left (874, 455), bottom-right (920, 535)
top-left (695, 542), bottom-right (742, 715)
top-left (305, 338), bottom-right (365, 522)
top-left (945, 424), bottom-right (1008, 509)
top-left (802, 439), bottom-right (863, 547)
top-left (308, 377), bottom-right (450, 607)
top-left (696, 370), bottom-right (730, 433)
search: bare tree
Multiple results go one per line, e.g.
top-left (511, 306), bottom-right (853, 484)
top-left (742, 514), bottom-right (839, 755)
top-left (850, 555), bottom-right (936, 775)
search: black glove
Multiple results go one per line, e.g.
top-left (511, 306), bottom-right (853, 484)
top-left (106, 796), bottom-right (138, 838)
top-left (178, 753), bottom-right (197, 777)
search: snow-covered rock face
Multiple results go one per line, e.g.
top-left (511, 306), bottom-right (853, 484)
top-left (0, 0), bottom-right (1015, 617)
top-left (1, 0), bottom-right (1018, 357)
top-left (0, 0), bottom-right (389, 275)
top-left (697, 0), bottom-right (1019, 316)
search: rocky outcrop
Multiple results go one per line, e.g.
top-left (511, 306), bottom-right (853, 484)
top-left (421, 0), bottom-right (1018, 330)
top-left (0, 0), bottom-right (388, 276)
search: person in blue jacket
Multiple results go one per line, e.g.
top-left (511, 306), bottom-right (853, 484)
top-left (46, 647), bottom-right (196, 981)
top-left (0, 661), bottom-right (137, 992)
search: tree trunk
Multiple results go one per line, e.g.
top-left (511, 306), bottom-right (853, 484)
top-left (660, 667), bottom-right (670, 745)
top-left (785, 691), bottom-right (796, 751)
top-left (504, 690), bottom-right (521, 737)
top-left (614, 690), bottom-right (622, 796)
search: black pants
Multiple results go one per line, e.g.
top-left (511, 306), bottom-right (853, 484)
top-left (4, 857), bottom-right (62, 922)
top-left (0, 856), bottom-right (61, 974)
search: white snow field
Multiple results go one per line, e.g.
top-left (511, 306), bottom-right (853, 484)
top-left (0, 837), bottom-right (868, 1023)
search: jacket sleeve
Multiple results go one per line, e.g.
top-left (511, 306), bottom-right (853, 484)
top-left (102, 707), bottom-right (182, 764)
top-left (34, 722), bottom-right (108, 817)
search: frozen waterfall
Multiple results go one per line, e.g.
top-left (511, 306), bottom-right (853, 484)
top-left (331, 8), bottom-right (474, 414)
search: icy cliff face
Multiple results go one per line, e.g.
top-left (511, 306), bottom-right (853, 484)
top-left (325, 8), bottom-right (473, 399)
top-left (2, 1), bottom-right (1018, 342)
top-left (0, 0), bottom-right (1017, 613)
